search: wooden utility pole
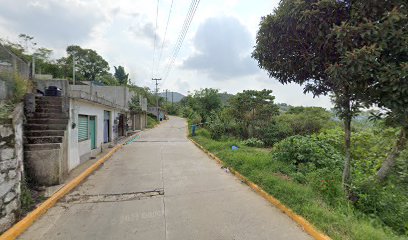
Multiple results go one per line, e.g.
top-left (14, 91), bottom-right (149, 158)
top-left (152, 78), bottom-right (161, 120)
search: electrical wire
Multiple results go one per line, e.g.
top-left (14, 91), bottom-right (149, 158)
top-left (151, 0), bottom-right (160, 78)
top-left (157, 0), bottom-right (174, 74)
top-left (163, 0), bottom-right (197, 79)
top-left (162, 0), bottom-right (200, 81)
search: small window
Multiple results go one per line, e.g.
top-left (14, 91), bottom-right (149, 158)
top-left (78, 115), bottom-right (89, 142)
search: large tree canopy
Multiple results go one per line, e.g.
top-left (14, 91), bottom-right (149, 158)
top-left (253, 0), bottom-right (408, 185)
top-left (252, 0), bottom-right (351, 96)
top-left (252, 0), bottom-right (357, 188)
top-left (67, 45), bottom-right (109, 81)
top-left (327, 1), bottom-right (408, 181)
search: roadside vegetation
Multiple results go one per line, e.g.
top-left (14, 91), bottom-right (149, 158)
top-left (177, 88), bottom-right (407, 240)
top-left (147, 114), bottom-right (160, 128)
top-left (0, 72), bottom-right (31, 119)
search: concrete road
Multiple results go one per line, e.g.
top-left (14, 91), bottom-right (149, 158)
top-left (20, 117), bottom-right (312, 240)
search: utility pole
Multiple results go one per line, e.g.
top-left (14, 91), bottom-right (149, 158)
top-left (32, 54), bottom-right (36, 80)
top-left (172, 91), bottom-right (174, 106)
top-left (72, 53), bottom-right (76, 85)
top-left (152, 78), bottom-right (162, 121)
top-left (165, 89), bottom-right (168, 102)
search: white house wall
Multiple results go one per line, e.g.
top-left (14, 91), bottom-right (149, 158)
top-left (67, 99), bottom-right (122, 171)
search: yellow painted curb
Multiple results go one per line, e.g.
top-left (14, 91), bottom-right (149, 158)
top-left (188, 137), bottom-right (332, 240)
top-left (0, 144), bottom-right (123, 240)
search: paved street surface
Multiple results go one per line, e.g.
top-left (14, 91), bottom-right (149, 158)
top-left (20, 117), bottom-right (311, 240)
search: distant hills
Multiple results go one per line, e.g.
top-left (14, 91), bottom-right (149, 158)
top-left (158, 92), bottom-right (185, 103)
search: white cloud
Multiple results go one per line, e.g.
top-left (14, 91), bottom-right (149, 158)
top-left (182, 16), bottom-right (258, 80)
top-left (0, 0), bottom-right (332, 108)
top-left (0, 0), bottom-right (106, 49)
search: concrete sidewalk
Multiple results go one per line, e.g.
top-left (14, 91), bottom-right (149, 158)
top-left (19, 117), bottom-right (311, 240)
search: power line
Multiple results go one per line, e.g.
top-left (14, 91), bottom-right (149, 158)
top-left (163, 0), bottom-right (200, 81)
top-left (157, 0), bottom-right (174, 73)
top-left (164, 0), bottom-right (198, 79)
top-left (151, 0), bottom-right (160, 78)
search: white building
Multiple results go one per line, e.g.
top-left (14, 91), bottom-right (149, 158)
top-left (24, 80), bottom-right (147, 185)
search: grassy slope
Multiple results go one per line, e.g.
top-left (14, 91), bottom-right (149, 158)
top-left (147, 115), bottom-right (159, 128)
top-left (191, 128), bottom-right (404, 240)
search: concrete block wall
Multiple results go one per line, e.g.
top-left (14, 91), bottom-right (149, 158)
top-left (70, 84), bottom-right (136, 109)
top-left (0, 104), bottom-right (24, 232)
top-left (34, 79), bottom-right (70, 96)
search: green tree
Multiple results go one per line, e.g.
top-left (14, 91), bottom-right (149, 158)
top-left (128, 95), bottom-right (142, 112)
top-left (114, 65), bottom-right (129, 85)
top-left (326, 1), bottom-right (408, 182)
top-left (252, 0), bottom-right (360, 190)
top-left (96, 73), bottom-right (119, 86)
top-left (66, 45), bottom-right (109, 81)
top-left (53, 57), bottom-right (71, 79)
top-left (33, 47), bottom-right (53, 75)
top-left (191, 88), bottom-right (222, 123)
top-left (228, 89), bottom-right (279, 138)
top-left (128, 85), bottom-right (157, 107)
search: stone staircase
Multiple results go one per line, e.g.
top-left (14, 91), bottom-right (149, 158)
top-left (24, 96), bottom-right (69, 186)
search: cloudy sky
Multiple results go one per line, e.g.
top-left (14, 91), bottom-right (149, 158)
top-left (0, 0), bottom-right (332, 108)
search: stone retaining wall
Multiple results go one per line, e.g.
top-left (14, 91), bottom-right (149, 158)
top-left (0, 104), bottom-right (24, 232)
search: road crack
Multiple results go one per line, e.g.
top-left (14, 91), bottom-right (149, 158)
top-left (60, 189), bottom-right (164, 204)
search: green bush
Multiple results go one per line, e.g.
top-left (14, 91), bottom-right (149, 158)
top-left (241, 138), bottom-right (265, 147)
top-left (253, 106), bottom-right (334, 146)
top-left (272, 135), bottom-right (343, 172)
top-left (256, 120), bottom-right (293, 146)
top-left (12, 73), bottom-right (31, 103)
top-left (316, 125), bottom-right (407, 234)
top-left (394, 149), bottom-right (408, 186)
top-left (314, 127), bottom-right (345, 152)
top-left (147, 115), bottom-right (159, 128)
top-left (353, 180), bottom-right (408, 235)
top-left (206, 112), bottom-right (226, 140)
top-left (206, 110), bottom-right (239, 140)
top-left (276, 106), bottom-right (333, 136)
top-left (307, 168), bottom-right (344, 204)
top-left (0, 72), bottom-right (31, 105)
top-left (272, 136), bottom-right (344, 202)
top-left (352, 127), bottom-right (396, 178)
top-left (196, 127), bottom-right (211, 139)
top-left (181, 106), bottom-right (195, 119)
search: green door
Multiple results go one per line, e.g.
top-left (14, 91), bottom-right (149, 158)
top-left (89, 116), bottom-right (96, 149)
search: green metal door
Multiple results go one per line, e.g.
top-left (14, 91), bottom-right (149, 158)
top-left (89, 116), bottom-right (96, 149)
